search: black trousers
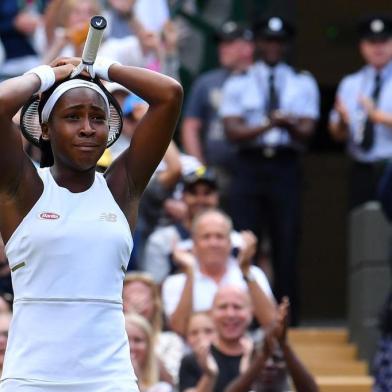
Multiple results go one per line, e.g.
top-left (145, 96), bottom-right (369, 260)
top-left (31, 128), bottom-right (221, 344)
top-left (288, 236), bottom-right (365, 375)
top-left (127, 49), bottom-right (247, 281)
top-left (229, 149), bottom-right (301, 325)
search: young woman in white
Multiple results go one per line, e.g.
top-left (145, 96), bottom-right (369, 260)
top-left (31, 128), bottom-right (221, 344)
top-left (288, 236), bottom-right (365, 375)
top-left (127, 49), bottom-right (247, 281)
top-left (0, 55), bottom-right (182, 391)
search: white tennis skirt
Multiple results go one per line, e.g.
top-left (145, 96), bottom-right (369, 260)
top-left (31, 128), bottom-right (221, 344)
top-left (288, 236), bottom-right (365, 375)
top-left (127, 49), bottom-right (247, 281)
top-left (0, 378), bottom-right (140, 391)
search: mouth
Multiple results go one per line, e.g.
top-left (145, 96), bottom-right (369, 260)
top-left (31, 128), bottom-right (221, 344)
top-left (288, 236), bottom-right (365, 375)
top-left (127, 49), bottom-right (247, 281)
top-left (74, 144), bottom-right (100, 151)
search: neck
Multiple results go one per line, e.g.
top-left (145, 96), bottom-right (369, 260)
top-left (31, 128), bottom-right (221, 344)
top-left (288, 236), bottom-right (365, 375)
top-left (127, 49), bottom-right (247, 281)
top-left (215, 336), bottom-right (244, 356)
top-left (232, 59), bottom-right (253, 73)
top-left (372, 60), bottom-right (390, 71)
top-left (50, 165), bottom-right (96, 193)
top-left (199, 263), bottom-right (227, 283)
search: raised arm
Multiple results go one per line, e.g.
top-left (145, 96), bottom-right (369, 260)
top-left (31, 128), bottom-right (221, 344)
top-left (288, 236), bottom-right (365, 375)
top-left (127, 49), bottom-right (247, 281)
top-left (276, 298), bottom-right (319, 392)
top-left (104, 64), bottom-right (183, 229)
top-left (167, 248), bottom-right (196, 337)
top-left (0, 63), bottom-right (74, 242)
top-left (238, 231), bottom-right (277, 326)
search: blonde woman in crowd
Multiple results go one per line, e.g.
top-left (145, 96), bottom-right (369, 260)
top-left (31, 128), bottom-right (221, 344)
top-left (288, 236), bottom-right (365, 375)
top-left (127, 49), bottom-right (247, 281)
top-left (123, 273), bottom-right (186, 383)
top-left (185, 312), bottom-right (217, 352)
top-left (125, 313), bottom-right (173, 392)
top-left (41, 0), bottom-right (101, 64)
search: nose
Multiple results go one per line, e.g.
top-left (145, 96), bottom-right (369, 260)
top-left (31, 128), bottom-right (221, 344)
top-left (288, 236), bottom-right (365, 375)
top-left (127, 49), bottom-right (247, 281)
top-left (79, 117), bottom-right (95, 137)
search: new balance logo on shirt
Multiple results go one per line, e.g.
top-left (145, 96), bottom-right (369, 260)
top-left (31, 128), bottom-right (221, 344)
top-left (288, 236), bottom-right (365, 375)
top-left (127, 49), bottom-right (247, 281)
top-left (99, 213), bottom-right (117, 222)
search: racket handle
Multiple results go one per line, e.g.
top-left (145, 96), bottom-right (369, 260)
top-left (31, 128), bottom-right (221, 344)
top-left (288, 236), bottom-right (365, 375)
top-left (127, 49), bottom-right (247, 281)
top-left (82, 16), bottom-right (107, 65)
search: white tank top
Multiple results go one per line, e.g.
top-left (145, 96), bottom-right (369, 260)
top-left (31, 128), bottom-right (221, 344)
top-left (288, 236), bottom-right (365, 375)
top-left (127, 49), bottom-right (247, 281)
top-left (2, 168), bottom-right (135, 383)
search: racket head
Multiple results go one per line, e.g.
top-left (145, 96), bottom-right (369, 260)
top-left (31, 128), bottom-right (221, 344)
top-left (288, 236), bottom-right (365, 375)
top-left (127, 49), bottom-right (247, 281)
top-left (20, 75), bottom-right (123, 148)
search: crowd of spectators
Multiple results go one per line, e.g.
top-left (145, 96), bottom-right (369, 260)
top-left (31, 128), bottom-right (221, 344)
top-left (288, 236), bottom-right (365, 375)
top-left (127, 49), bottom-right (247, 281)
top-left (2, 0), bottom-right (392, 391)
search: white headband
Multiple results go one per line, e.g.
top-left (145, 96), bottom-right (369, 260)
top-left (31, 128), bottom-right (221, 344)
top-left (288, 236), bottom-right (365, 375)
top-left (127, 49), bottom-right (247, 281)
top-left (41, 79), bottom-right (110, 123)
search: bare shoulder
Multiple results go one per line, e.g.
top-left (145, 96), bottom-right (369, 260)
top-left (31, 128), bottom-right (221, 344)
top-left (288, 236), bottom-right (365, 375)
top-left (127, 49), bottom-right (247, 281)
top-left (0, 159), bottom-right (43, 244)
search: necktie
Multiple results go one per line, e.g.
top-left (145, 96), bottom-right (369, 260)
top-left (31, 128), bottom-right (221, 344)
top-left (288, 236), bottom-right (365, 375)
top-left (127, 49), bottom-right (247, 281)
top-left (267, 70), bottom-right (279, 114)
top-left (361, 72), bottom-right (381, 151)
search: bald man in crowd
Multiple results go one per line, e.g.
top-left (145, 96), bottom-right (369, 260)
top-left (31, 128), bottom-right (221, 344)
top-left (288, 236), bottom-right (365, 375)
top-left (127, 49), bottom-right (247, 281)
top-left (162, 208), bottom-right (276, 336)
top-left (178, 285), bottom-right (254, 392)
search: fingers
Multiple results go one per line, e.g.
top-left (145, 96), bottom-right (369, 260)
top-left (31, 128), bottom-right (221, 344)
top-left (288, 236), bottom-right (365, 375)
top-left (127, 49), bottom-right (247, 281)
top-left (171, 247), bottom-right (196, 271)
top-left (53, 63), bottom-right (77, 81)
top-left (240, 335), bottom-right (254, 355)
top-left (238, 230), bottom-right (257, 272)
top-left (50, 57), bottom-right (83, 69)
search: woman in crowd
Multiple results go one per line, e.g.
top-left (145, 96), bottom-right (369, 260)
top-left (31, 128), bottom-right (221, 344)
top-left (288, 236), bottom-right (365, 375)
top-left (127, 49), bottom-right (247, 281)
top-left (123, 272), bottom-right (185, 383)
top-left (125, 313), bottom-right (174, 392)
top-left (42, 0), bottom-right (101, 63)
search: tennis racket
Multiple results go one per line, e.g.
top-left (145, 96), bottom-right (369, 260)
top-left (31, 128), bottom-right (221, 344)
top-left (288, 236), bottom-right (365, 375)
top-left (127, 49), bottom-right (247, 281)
top-left (70, 15), bottom-right (107, 79)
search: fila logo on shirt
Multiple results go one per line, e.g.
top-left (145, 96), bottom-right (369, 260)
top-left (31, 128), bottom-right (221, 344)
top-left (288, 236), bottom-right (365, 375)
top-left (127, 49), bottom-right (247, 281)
top-left (39, 212), bottom-right (60, 220)
top-left (99, 213), bottom-right (117, 222)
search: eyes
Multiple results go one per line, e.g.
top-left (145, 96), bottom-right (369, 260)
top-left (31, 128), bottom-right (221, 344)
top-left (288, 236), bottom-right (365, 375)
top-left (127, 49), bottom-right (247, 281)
top-left (63, 111), bottom-right (107, 124)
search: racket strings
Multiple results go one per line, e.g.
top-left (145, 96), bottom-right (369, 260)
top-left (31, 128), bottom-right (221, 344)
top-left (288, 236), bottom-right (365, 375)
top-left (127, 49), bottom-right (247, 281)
top-left (20, 91), bottom-right (123, 148)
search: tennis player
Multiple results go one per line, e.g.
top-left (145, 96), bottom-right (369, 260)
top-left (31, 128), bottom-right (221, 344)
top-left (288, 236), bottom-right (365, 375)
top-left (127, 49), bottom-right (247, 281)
top-left (0, 55), bottom-right (182, 391)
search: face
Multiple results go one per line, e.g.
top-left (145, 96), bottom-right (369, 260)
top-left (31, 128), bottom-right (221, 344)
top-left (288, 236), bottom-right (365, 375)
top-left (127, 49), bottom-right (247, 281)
top-left (187, 313), bottom-right (217, 351)
top-left (192, 212), bottom-right (231, 271)
top-left (123, 281), bottom-right (155, 322)
top-left (254, 349), bottom-right (288, 392)
top-left (67, 0), bottom-right (99, 29)
top-left (211, 287), bottom-right (252, 342)
top-left (182, 183), bottom-right (219, 219)
top-left (0, 314), bottom-right (10, 368)
top-left (126, 323), bottom-right (148, 369)
top-left (218, 39), bottom-right (253, 69)
top-left (254, 37), bottom-right (287, 65)
top-left (360, 38), bottom-right (392, 69)
top-left (122, 103), bottom-right (148, 139)
top-left (44, 88), bottom-right (109, 171)
top-left (0, 298), bottom-right (10, 314)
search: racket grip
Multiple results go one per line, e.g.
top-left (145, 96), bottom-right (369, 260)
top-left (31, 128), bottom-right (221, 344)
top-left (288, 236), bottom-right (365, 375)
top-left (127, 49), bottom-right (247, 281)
top-left (81, 16), bottom-right (107, 65)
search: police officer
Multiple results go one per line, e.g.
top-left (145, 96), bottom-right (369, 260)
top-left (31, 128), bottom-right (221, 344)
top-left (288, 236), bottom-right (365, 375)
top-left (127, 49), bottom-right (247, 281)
top-left (329, 15), bottom-right (392, 209)
top-left (220, 16), bottom-right (320, 325)
top-left (181, 21), bottom-right (254, 210)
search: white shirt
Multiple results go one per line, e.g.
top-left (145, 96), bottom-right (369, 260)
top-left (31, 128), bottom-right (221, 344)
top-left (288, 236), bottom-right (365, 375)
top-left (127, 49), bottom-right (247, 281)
top-left (3, 168), bottom-right (135, 387)
top-left (220, 61), bottom-right (319, 150)
top-left (162, 257), bottom-right (273, 317)
top-left (330, 61), bottom-right (392, 162)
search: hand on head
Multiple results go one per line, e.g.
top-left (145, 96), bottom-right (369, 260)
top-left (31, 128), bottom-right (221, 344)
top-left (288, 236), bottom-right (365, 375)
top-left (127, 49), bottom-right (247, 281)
top-left (49, 57), bottom-right (81, 81)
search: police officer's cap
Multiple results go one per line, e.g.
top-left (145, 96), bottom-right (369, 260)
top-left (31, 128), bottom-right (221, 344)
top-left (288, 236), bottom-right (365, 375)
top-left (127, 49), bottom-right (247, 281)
top-left (358, 15), bottom-right (392, 40)
top-left (215, 21), bottom-right (253, 42)
top-left (252, 16), bottom-right (295, 40)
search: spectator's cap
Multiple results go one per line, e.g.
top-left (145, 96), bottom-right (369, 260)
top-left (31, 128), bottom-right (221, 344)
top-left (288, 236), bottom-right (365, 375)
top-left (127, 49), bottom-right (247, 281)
top-left (183, 166), bottom-right (218, 191)
top-left (358, 15), bottom-right (392, 40)
top-left (252, 16), bottom-right (295, 40)
top-left (122, 94), bottom-right (148, 118)
top-left (215, 21), bottom-right (253, 42)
